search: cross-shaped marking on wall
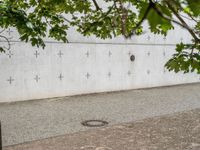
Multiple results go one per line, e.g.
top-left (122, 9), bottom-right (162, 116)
top-left (147, 70), bottom-right (150, 74)
top-left (109, 51), bottom-right (112, 57)
top-left (86, 73), bottom-right (90, 79)
top-left (6, 51), bottom-right (13, 58)
top-left (128, 71), bottom-right (131, 76)
top-left (163, 50), bottom-right (166, 56)
top-left (58, 51), bottom-right (64, 58)
top-left (147, 36), bottom-right (151, 41)
top-left (147, 51), bottom-right (151, 56)
top-left (34, 51), bottom-right (40, 58)
top-left (58, 73), bottom-right (64, 81)
top-left (164, 67), bottom-right (166, 73)
top-left (85, 51), bottom-right (89, 57)
top-left (6, 28), bottom-right (13, 36)
top-left (34, 75), bottom-right (40, 82)
top-left (180, 38), bottom-right (183, 42)
top-left (108, 72), bottom-right (111, 77)
top-left (7, 76), bottom-right (14, 84)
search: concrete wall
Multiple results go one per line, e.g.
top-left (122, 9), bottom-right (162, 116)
top-left (0, 23), bottom-right (199, 102)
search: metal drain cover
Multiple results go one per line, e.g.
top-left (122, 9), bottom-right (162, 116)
top-left (81, 120), bottom-right (109, 127)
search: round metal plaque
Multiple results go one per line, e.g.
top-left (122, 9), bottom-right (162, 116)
top-left (81, 120), bottom-right (109, 127)
top-left (130, 55), bottom-right (135, 62)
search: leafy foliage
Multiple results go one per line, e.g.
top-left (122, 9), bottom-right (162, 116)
top-left (0, 0), bottom-right (200, 73)
top-left (165, 43), bottom-right (200, 73)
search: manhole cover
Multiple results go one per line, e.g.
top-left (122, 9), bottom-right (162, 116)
top-left (81, 120), bottom-right (109, 127)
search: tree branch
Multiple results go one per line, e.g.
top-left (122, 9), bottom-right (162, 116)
top-left (164, 1), bottom-right (200, 43)
top-left (127, 1), bottom-right (153, 38)
top-left (60, 15), bottom-right (71, 24)
top-left (151, 4), bottom-right (184, 27)
top-left (92, 0), bottom-right (101, 11)
top-left (0, 29), bottom-right (6, 34)
top-left (0, 34), bottom-right (11, 51)
top-left (81, 4), bottom-right (115, 34)
top-left (150, 1), bottom-right (199, 41)
top-left (118, 0), bottom-right (128, 37)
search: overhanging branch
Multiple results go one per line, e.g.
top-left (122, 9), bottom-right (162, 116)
top-left (92, 0), bottom-right (101, 11)
top-left (164, 1), bottom-right (200, 43)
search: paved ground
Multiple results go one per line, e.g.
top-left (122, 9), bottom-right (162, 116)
top-left (4, 108), bottom-right (200, 150)
top-left (0, 83), bottom-right (200, 147)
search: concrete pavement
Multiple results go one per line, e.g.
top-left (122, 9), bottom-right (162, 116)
top-left (0, 83), bottom-right (200, 147)
top-left (4, 108), bottom-right (200, 150)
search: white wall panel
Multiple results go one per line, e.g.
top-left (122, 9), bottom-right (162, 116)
top-left (0, 25), bottom-right (199, 102)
